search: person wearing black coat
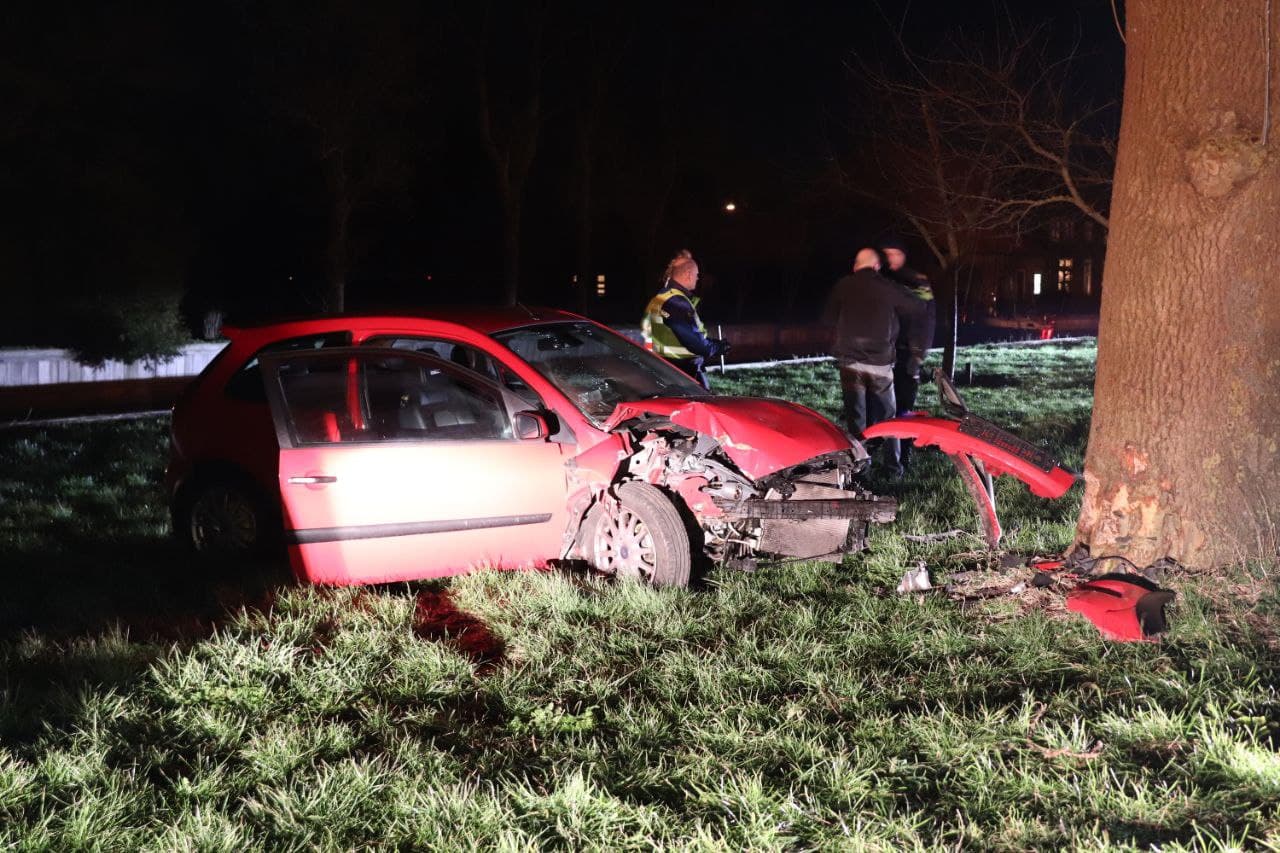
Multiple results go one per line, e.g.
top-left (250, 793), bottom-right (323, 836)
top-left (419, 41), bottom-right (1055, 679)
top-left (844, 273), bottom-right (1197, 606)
top-left (878, 236), bottom-right (937, 419)
top-left (822, 248), bottom-right (928, 478)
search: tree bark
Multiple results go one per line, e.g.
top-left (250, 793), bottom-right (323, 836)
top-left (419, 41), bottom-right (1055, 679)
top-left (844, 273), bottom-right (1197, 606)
top-left (1076, 0), bottom-right (1280, 568)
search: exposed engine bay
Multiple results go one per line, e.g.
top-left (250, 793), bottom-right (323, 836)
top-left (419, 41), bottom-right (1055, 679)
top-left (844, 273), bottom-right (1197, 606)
top-left (565, 415), bottom-right (896, 566)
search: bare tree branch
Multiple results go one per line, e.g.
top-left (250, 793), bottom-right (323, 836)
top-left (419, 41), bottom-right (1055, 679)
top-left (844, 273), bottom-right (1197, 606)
top-left (830, 25), bottom-right (1116, 374)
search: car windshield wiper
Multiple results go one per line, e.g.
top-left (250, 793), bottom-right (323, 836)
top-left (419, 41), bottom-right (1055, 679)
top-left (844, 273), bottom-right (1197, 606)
top-left (637, 389), bottom-right (692, 400)
top-left (637, 389), bottom-right (714, 401)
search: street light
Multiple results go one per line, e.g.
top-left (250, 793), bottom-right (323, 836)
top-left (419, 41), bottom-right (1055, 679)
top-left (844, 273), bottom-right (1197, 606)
top-left (723, 201), bottom-right (736, 213)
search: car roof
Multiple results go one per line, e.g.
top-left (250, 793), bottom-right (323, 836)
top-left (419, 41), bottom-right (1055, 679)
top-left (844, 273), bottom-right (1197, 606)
top-left (221, 306), bottom-right (587, 343)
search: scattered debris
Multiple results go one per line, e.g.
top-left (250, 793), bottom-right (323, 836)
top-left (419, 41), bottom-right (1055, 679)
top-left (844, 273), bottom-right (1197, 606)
top-left (903, 529), bottom-right (969, 543)
top-left (1000, 553), bottom-right (1029, 569)
top-left (897, 561), bottom-right (933, 593)
top-left (1065, 573), bottom-right (1176, 642)
top-left (899, 549), bottom-right (1179, 641)
top-left (953, 583), bottom-right (1016, 602)
top-left (942, 563), bottom-right (1029, 601)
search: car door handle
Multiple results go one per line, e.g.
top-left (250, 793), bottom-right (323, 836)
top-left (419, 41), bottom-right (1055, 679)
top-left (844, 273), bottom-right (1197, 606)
top-left (287, 475), bottom-right (338, 484)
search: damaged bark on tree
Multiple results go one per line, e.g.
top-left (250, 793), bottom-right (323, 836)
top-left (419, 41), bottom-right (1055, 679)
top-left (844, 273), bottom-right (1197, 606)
top-left (1076, 0), bottom-right (1280, 569)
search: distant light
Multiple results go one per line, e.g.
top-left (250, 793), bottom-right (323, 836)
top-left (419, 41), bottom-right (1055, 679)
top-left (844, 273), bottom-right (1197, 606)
top-left (1032, 273), bottom-right (1042, 295)
top-left (596, 273), bottom-right (606, 296)
top-left (723, 201), bottom-right (737, 213)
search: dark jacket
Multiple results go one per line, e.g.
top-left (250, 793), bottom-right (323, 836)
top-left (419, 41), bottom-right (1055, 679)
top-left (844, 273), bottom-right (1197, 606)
top-left (885, 266), bottom-right (937, 357)
top-left (823, 267), bottom-right (928, 366)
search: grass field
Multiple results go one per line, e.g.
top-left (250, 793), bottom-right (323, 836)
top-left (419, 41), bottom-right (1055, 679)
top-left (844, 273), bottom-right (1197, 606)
top-left (2, 340), bottom-right (1278, 850)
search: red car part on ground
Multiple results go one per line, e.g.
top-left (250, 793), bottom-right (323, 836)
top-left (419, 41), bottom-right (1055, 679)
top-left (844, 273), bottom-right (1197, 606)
top-left (1065, 573), bottom-right (1176, 641)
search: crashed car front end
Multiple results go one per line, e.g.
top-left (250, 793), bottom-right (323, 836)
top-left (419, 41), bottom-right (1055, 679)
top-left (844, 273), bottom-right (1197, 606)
top-left (565, 398), bottom-right (896, 565)
top-left (489, 320), bottom-right (897, 575)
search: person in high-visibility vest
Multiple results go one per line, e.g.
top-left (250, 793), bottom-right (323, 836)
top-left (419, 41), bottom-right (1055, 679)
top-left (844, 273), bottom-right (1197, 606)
top-left (641, 254), bottom-right (729, 389)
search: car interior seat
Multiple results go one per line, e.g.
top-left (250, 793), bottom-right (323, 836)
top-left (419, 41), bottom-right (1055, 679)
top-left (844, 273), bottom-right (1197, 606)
top-left (322, 411), bottom-right (342, 442)
top-left (279, 362), bottom-right (353, 443)
top-left (450, 345), bottom-right (478, 372)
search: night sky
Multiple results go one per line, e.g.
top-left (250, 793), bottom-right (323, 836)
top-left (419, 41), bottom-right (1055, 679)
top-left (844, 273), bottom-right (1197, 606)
top-left (0, 1), bottom-right (1123, 343)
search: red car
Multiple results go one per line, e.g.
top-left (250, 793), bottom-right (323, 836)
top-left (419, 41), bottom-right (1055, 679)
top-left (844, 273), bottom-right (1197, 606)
top-left (166, 308), bottom-right (897, 587)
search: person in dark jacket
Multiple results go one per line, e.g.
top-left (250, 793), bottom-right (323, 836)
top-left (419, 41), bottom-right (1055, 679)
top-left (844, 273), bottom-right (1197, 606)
top-left (879, 236), bottom-right (936, 416)
top-left (879, 236), bottom-right (936, 470)
top-left (823, 248), bottom-right (928, 477)
top-left (642, 254), bottom-right (729, 388)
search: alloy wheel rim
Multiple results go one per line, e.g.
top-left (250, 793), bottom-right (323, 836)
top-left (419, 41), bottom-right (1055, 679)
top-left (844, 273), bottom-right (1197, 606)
top-left (593, 505), bottom-right (656, 581)
top-left (190, 487), bottom-right (258, 553)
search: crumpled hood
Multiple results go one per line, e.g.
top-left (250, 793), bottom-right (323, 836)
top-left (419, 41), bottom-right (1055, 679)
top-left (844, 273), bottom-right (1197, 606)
top-left (602, 396), bottom-right (854, 480)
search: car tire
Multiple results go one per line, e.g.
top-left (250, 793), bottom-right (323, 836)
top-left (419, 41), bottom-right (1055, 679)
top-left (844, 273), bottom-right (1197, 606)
top-left (584, 481), bottom-right (692, 588)
top-left (175, 476), bottom-right (275, 558)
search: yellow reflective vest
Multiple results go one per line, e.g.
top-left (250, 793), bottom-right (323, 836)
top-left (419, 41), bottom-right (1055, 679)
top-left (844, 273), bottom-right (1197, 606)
top-left (642, 285), bottom-right (706, 360)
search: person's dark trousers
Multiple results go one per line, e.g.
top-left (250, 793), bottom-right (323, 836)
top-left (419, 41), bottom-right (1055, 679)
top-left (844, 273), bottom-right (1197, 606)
top-left (670, 357), bottom-right (710, 389)
top-left (838, 363), bottom-right (901, 477)
top-left (893, 359), bottom-right (920, 468)
top-left (893, 360), bottom-right (920, 415)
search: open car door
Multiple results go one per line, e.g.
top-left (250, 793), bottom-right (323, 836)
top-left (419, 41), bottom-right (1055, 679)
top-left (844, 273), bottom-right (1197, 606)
top-left (260, 347), bottom-right (571, 584)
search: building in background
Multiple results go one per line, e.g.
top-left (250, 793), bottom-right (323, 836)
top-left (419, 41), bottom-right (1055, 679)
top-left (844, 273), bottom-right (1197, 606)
top-left (964, 213), bottom-right (1107, 321)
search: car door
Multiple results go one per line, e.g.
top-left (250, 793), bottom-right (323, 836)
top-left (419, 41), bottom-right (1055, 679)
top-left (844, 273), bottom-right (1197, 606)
top-left (260, 347), bottom-right (571, 585)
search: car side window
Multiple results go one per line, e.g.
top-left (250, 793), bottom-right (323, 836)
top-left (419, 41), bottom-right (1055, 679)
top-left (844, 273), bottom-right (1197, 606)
top-left (226, 332), bottom-right (352, 402)
top-left (275, 352), bottom-right (513, 445)
top-left (277, 357), bottom-right (355, 443)
top-left (362, 355), bottom-right (512, 442)
top-left (365, 335), bottom-right (540, 407)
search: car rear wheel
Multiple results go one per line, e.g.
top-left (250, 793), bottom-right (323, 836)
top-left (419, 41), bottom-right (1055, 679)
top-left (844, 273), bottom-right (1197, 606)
top-left (585, 481), bottom-right (691, 588)
top-left (179, 480), bottom-right (269, 556)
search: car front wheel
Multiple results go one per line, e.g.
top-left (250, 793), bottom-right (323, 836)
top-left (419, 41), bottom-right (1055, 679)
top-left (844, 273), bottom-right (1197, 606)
top-left (584, 481), bottom-right (692, 588)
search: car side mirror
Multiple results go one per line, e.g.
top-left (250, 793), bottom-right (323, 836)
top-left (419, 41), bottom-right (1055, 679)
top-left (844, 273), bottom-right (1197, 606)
top-left (513, 410), bottom-right (549, 440)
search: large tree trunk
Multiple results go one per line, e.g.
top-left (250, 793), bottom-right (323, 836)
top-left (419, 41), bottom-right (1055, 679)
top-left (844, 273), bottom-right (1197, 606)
top-left (1076, 0), bottom-right (1280, 568)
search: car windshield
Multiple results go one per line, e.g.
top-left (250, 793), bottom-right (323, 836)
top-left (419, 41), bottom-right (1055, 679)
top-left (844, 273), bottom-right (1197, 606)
top-left (493, 321), bottom-right (710, 422)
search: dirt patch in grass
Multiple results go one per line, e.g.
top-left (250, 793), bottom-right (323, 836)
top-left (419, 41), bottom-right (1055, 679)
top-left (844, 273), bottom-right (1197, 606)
top-left (413, 589), bottom-right (506, 672)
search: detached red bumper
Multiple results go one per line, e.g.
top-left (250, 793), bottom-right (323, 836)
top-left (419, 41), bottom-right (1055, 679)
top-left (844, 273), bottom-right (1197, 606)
top-left (864, 415), bottom-right (1076, 498)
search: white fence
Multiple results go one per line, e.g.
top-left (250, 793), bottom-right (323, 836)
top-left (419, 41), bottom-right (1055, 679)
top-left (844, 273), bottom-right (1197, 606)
top-left (0, 342), bottom-right (228, 387)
